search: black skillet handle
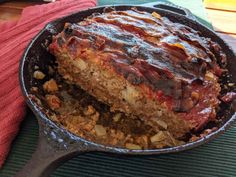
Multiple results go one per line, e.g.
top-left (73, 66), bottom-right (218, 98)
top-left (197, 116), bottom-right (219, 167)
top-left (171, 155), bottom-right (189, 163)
top-left (14, 117), bottom-right (89, 177)
top-left (143, 1), bottom-right (197, 21)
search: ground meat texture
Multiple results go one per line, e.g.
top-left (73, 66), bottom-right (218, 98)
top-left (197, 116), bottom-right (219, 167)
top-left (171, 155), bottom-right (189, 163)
top-left (36, 76), bottom-right (186, 149)
top-left (49, 8), bottom-right (225, 143)
top-left (45, 94), bottom-right (61, 110)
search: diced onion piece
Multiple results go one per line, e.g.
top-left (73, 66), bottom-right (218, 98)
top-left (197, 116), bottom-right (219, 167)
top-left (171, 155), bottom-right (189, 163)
top-left (228, 83), bottom-right (235, 87)
top-left (121, 85), bottom-right (139, 104)
top-left (94, 125), bottom-right (106, 137)
top-left (165, 131), bottom-right (178, 146)
top-left (48, 66), bottom-right (54, 75)
top-left (125, 143), bottom-right (142, 150)
top-left (152, 12), bottom-right (161, 19)
top-left (150, 131), bottom-right (166, 143)
top-left (72, 58), bottom-right (87, 71)
top-left (33, 70), bottom-right (45, 80)
top-left (156, 120), bottom-right (168, 129)
top-left (113, 113), bottom-right (121, 122)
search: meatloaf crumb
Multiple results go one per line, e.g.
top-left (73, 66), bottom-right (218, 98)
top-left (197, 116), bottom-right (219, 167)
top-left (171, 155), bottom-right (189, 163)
top-left (43, 79), bottom-right (59, 92)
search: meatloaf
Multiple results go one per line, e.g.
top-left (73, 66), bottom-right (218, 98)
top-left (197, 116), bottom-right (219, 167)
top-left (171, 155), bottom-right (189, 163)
top-left (49, 8), bottom-right (226, 138)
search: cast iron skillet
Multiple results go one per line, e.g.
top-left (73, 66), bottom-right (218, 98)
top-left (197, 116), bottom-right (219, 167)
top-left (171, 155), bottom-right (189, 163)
top-left (16, 2), bottom-right (236, 177)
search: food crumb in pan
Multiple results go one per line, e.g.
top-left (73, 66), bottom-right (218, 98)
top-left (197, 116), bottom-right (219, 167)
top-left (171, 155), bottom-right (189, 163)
top-left (43, 79), bottom-right (58, 92)
top-left (34, 65), bottom-right (39, 70)
top-left (228, 83), bottom-right (235, 87)
top-left (31, 87), bottom-right (38, 93)
top-left (33, 70), bottom-right (45, 80)
top-left (189, 135), bottom-right (199, 142)
top-left (45, 94), bottom-right (61, 110)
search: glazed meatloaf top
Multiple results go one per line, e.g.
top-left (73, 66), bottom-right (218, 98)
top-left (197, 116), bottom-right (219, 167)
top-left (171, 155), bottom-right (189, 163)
top-left (49, 8), bottom-right (226, 131)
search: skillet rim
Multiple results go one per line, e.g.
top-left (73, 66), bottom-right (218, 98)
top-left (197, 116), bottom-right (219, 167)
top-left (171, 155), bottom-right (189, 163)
top-left (19, 4), bottom-right (236, 155)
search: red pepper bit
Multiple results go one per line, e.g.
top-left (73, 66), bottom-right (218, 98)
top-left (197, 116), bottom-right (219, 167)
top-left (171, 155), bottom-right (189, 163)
top-left (221, 92), bottom-right (236, 103)
top-left (156, 90), bottom-right (163, 100)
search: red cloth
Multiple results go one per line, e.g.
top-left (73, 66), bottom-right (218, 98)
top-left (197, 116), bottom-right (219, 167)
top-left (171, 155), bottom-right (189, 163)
top-left (0, 0), bottom-right (96, 167)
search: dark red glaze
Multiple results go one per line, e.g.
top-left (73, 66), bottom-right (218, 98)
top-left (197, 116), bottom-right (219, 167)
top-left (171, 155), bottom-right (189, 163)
top-left (179, 83), bottom-right (220, 130)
